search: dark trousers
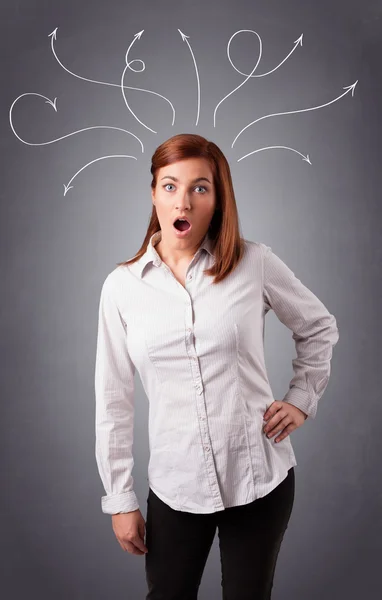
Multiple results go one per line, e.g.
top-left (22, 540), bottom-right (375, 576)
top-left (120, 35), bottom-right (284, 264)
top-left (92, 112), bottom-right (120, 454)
top-left (144, 467), bottom-right (295, 600)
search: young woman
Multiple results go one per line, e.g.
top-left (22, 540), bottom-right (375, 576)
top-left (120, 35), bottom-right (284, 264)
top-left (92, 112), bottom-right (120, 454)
top-left (95, 133), bottom-right (339, 599)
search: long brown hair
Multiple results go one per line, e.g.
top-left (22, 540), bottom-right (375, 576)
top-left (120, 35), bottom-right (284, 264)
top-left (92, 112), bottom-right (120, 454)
top-left (117, 133), bottom-right (245, 284)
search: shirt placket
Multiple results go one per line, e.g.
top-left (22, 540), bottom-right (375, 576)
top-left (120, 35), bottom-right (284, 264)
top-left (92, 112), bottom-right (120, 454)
top-left (161, 258), bottom-right (225, 510)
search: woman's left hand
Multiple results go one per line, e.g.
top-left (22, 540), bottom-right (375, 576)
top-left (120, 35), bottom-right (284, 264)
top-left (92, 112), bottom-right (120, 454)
top-left (263, 400), bottom-right (308, 443)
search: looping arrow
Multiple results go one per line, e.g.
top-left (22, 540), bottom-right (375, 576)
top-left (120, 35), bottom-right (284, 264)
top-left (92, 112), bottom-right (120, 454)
top-left (214, 30), bottom-right (303, 127)
top-left (49, 27), bottom-right (175, 130)
top-left (9, 92), bottom-right (144, 152)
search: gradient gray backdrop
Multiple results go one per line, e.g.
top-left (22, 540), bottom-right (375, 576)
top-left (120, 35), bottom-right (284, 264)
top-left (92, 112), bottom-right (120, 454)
top-left (1, 0), bottom-right (381, 598)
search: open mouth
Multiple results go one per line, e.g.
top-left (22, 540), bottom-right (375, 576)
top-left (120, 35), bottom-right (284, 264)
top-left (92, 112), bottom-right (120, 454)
top-left (173, 218), bottom-right (191, 231)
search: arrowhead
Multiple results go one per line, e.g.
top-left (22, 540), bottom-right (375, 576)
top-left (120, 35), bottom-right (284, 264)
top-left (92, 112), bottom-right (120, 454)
top-left (178, 28), bottom-right (189, 41)
top-left (303, 154), bottom-right (312, 165)
top-left (48, 27), bottom-right (58, 40)
top-left (134, 29), bottom-right (144, 39)
top-left (63, 184), bottom-right (73, 196)
top-left (294, 33), bottom-right (303, 46)
top-left (343, 80), bottom-right (358, 97)
top-left (45, 97), bottom-right (57, 111)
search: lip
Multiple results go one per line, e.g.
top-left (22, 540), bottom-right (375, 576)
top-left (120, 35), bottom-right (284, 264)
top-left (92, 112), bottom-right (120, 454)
top-left (173, 216), bottom-right (191, 225)
top-left (172, 218), bottom-right (193, 237)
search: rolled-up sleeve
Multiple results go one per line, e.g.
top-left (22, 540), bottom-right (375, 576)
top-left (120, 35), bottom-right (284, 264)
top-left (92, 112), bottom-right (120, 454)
top-left (262, 244), bottom-right (339, 420)
top-left (94, 274), bottom-right (139, 514)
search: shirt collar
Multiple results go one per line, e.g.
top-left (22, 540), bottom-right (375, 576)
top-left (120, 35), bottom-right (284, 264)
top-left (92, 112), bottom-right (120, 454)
top-left (134, 229), bottom-right (215, 278)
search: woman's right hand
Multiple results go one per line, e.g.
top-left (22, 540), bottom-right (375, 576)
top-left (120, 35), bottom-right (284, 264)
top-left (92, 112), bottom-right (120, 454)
top-left (112, 509), bottom-right (148, 555)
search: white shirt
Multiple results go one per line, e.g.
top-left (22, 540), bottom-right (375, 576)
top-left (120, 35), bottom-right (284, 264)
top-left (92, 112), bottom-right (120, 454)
top-left (94, 230), bottom-right (339, 515)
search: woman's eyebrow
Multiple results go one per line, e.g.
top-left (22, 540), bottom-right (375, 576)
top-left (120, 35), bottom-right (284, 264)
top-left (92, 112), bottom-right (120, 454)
top-left (160, 175), bottom-right (211, 184)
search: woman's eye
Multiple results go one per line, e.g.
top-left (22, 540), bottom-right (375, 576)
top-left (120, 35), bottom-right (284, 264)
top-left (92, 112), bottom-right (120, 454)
top-left (163, 184), bottom-right (207, 193)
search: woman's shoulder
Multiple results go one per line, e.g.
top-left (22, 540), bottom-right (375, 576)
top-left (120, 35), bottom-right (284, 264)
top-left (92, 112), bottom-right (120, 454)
top-left (101, 263), bottom-right (130, 292)
top-left (243, 238), bottom-right (271, 256)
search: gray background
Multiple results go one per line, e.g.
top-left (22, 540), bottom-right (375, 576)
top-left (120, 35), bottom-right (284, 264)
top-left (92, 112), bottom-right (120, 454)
top-left (1, 0), bottom-right (381, 598)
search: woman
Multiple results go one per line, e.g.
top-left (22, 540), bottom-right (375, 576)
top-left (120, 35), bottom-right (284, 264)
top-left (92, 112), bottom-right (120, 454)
top-left (94, 133), bottom-right (339, 599)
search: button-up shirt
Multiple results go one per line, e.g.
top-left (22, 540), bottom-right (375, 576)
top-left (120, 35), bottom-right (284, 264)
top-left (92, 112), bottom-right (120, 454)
top-left (94, 230), bottom-right (339, 514)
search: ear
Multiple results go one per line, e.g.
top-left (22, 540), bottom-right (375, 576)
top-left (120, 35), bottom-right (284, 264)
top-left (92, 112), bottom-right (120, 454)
top-left (151, 188), bottom-right (155, 205)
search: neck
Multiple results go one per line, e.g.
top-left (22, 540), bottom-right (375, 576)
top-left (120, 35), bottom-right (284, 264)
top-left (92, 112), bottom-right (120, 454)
top-left (155, 232), bottom-right (206, 266)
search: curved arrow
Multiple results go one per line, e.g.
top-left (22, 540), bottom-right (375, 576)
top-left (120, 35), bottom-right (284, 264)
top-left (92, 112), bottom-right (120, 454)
top-left (120, 30), bottom-right (175, 132)
top-left (237, 145), bottom-right (311, 163)
top-left (49, 27), bottom-right (175, 128)
top-left (178, 29), bottom-right (201, 126)
top-left (124, 32), bottom-right (145, 71)
top-left (63, 154), bottom-right (137, 196)
top-left (214, 30), bottom-right (262, 128)
top-left (229, 34), bottom-right (303, 78)
top-left (232, 80), bottom-right (358, 147)
top-left (214, 31), bottom-right (304, 127)
top-left (9, 92), bottom-right (144, 152)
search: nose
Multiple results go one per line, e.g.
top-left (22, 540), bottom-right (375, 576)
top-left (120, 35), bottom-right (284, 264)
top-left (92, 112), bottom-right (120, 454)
top-left (175, 189), bottom-right (191, 210)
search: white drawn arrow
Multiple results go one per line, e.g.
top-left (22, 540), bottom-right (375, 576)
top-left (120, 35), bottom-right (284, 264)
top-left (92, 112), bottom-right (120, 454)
top-left (214, 31), bottom-right (304, 127)
top-left (214, 29), bottom-right (304, 127)
top-left (120, 30), bottom-right (175, 132)
top-left (63, 154), bottom-right (137, 196)
top-left (125, 30), bottom-right (145, 70)
top-left (214, 30), bottom-right (262, 128)
top-left (237, 145), bottom-right (311, 164)
top-left (49, 27), bottom-right (175, 130)
top-left (178, 29), bottom-right (201, 126)
top-left (229, 33), bottom-right (303, 78)
top-left (9, 92), bottom-right (144, 152)
top-left (232, 80), bottom-right (358, 147)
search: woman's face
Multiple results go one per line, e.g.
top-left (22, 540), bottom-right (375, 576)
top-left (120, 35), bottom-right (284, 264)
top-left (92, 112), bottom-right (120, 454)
top-left (151, 157), bottom-right (216, 247)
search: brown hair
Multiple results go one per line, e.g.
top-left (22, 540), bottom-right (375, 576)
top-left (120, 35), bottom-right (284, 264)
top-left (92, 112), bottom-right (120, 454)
top-left (117, 133), bottom-right (245, 284)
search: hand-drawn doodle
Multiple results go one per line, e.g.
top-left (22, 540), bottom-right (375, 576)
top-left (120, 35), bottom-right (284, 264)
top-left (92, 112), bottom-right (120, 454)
top-left (120, 29), bottom-right (175, 132)
top-left (9, 27), bottom-right (358, 194)
top-left (213, 30), bottom-right (303, 127)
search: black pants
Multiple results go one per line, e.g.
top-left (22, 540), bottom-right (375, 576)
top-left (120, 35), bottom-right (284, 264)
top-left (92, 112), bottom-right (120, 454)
top-left (144, 467), bottom-right (295, 600)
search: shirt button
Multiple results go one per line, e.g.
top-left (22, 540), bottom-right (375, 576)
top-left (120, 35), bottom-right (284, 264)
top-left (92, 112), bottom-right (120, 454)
top-left (188, 274), bottom-right (193, 280)
top-left (204, 446), bottom-right (210, 452)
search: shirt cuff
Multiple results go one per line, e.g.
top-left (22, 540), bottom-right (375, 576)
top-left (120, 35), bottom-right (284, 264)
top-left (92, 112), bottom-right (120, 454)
top-left (283, 386), bottom-right (317, 420)
top-left (101, 490), bottom-right (139, 514)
